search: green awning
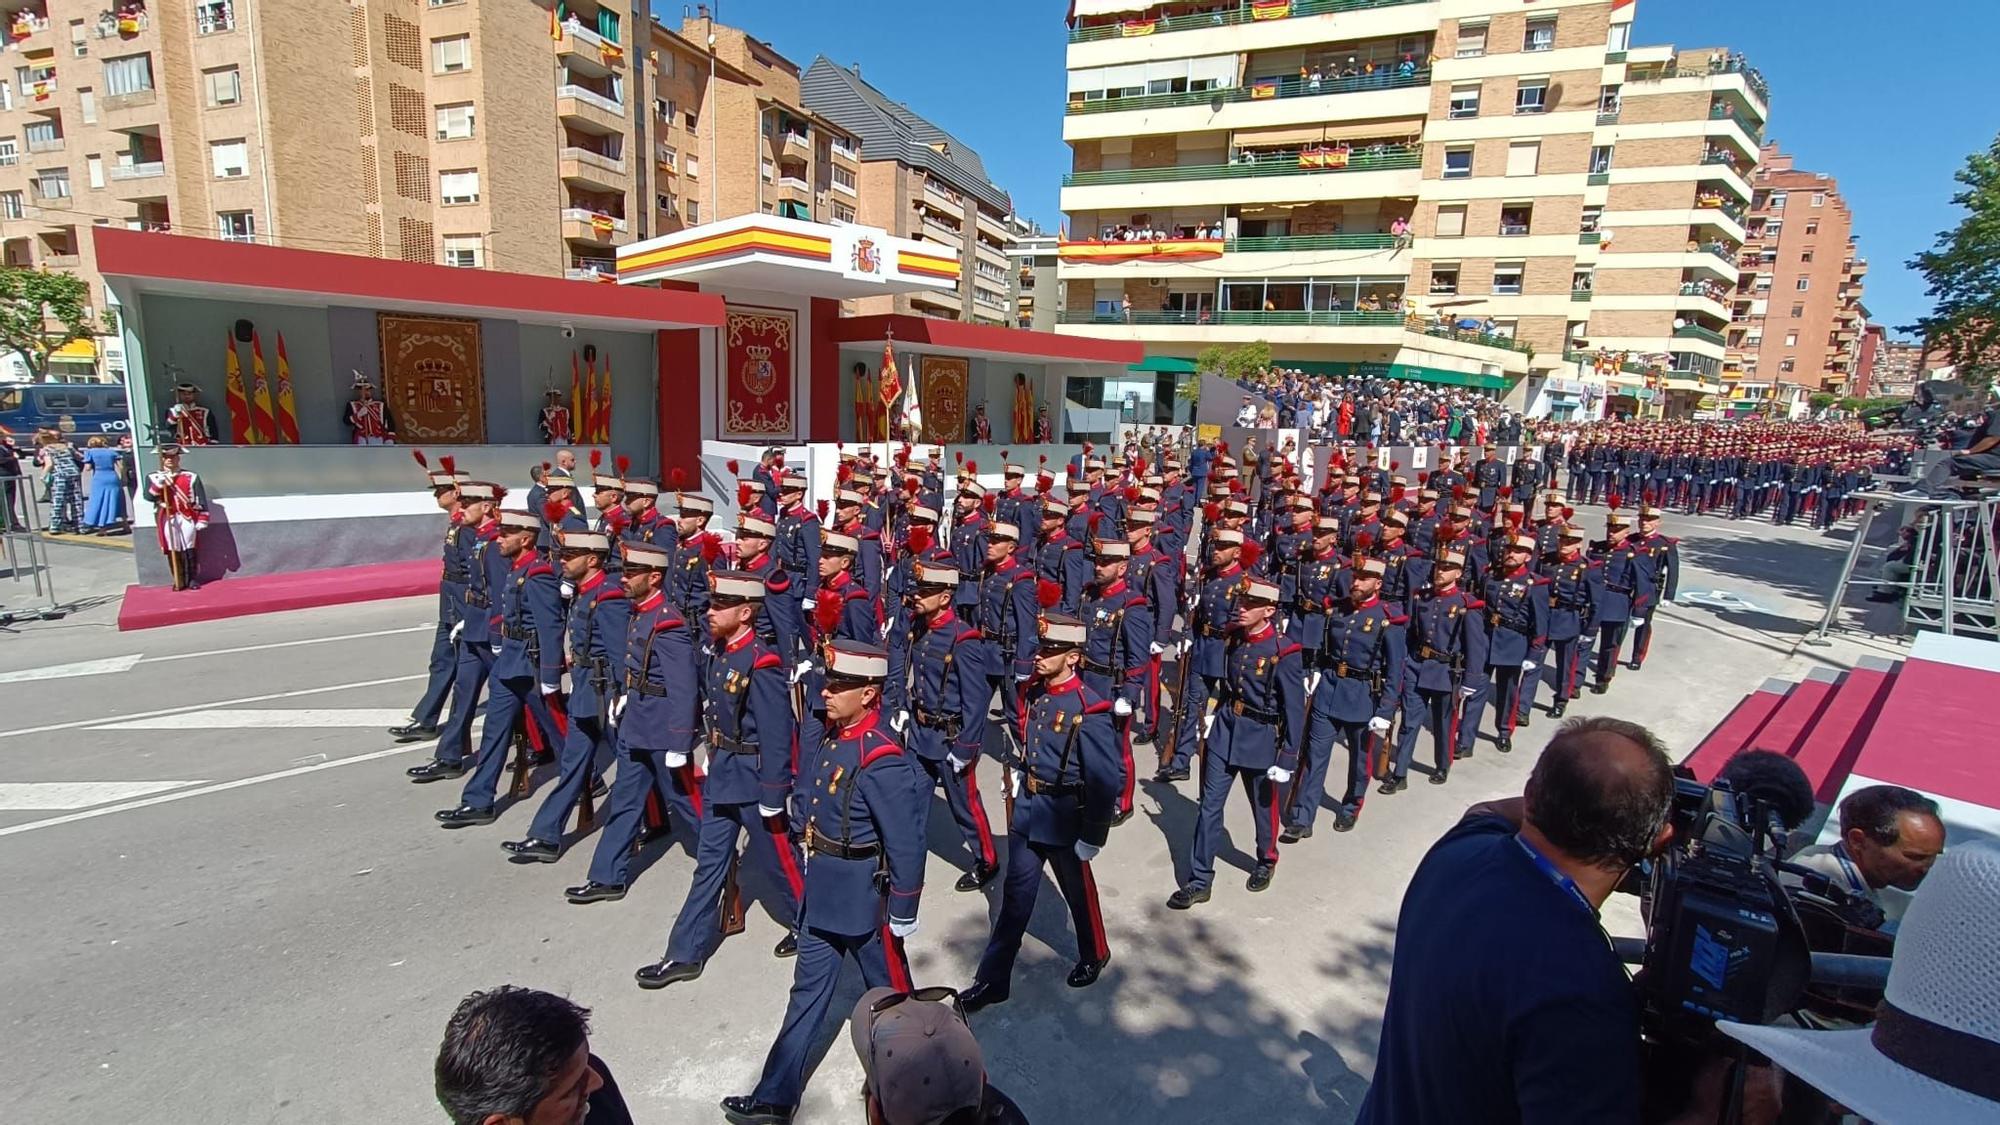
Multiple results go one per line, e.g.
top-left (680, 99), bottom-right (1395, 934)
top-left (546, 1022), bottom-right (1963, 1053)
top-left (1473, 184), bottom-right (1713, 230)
top-left (1265, 359), bottom-right (1510, 390)
top-left (1128, 356), bottom-right (1198, 374)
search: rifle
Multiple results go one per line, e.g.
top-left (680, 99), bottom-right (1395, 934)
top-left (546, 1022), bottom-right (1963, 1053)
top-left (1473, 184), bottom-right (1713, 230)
top-left (720, 848), bottom-right (747, 936)
top-left (1159, 640), bottom-right (1191, 770)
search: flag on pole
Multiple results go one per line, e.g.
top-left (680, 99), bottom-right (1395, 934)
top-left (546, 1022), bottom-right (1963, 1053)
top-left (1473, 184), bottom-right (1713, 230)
top-left (582, 354), bottom-right (599, 445)
top-left (877, 338), bottom-right (901, 410)
top-left (569, 351), bottom-right (582, 442)
top-left (222, 332), bottom-right (251, 445)
top-left (549, 2), bottom-right (561, 40)
top-left (248, 331), bottom-right (276, 444)
top-left (596, 355), bottom-right (612, 442)
top-left (273, 333), bottom-right (301, 444)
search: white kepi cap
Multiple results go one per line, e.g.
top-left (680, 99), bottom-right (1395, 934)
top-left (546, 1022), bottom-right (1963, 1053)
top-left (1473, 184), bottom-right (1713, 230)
top-left (824, 641), bottom-right (890, 683)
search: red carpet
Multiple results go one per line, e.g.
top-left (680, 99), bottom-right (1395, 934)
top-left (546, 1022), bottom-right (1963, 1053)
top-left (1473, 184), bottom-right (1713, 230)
top-left (119, 559), bottom-right (440, 631)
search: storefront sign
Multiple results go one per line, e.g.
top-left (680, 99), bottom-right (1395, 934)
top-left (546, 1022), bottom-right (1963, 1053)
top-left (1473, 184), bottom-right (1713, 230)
top-left (721, 304), bottom-right (795, 440)
top-left (917, 354), bottom-right (969, 446)
top-left (379, 313), bottom-right (484, 442)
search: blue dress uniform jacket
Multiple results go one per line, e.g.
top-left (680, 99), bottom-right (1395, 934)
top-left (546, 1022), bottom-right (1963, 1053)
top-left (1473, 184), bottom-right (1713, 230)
top-left (1379, 542), bottom-right (1430, 618)
top-left (1010, 676), bottom-right (1121, 848)
top-left (906, 611), bottom-right (992, 764)
top-left (563, 570), bottom-right (630, 722)
top-left (1481, 566), bottom-right (1550, 667)
top-left (459, 521), bottom-right (505, 646)
top-left (797, 711), bottom-right (926, 936)
top-left (1037, 527), bottom-right (1091, 614)
top-left (980, 557), bottom-right (1040, 684)
top-left (618, 594), bottom-right (700, 754)
top-left (411, 517), bottom-right (470, 727)
top-left (1544, 556), bottom-right (1600, 643)
top-left (1473, 457), bottom-right (1508, 510)
top-left (1633, 532), bottom-right (1678, 606)
top-left (702, 631), bottom-right (798, 808)
top-left (1213, 624), bottom-right (1308, 773)
top-left (1588, 539), bottom-right (1656, 624)
top-left (950, 515), bottom-right (987, 613)
top-left (536, 503), bottom-right (588, 556)
top-left (1191, 565), bottom-right (1249, 679)
top-left (494, 552), bottom-right (566, 685)
top-left (740, 550), bottom-right (805, 664)
top-left (621, 508), bottom-right (672, 551)
top-left (1128, 545), bottom-right (1181, 647)
top-left (776, 504), bottom-right (822, 603)
top-left (1317, 598), bottom-right (1409, 723)
top-left (836, 521), bottom-right (885, 598)
top-left (1291, 551), bottom-right (1346, 653)
top-left (1406, 587), bottom-right (1488, 693)
top-left (1078, 580), bottom-right (1153, 712)
top-left (668, 529), bottom-right (716, 619)
top-left (819, 570), bottom-right (881, 646)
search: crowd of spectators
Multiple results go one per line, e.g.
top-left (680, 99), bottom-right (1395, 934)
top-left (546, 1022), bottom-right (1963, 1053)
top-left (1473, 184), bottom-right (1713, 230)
top-left (0, 429), bottom-right (133, 535)
top-left (1228, 365), bottom-right (1524, 445)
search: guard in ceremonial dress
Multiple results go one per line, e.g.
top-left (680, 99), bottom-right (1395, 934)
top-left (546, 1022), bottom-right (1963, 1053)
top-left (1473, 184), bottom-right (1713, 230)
top-left (161, 382), bottom-right (219, 446)
top-left (1473, 534), bottom-right (1549, 756)
top-left (392, 457), bottom-right (465, 742)
top-left (1170, 575), bottom-right (1305, 907)
top-left (1287, 558), bottom-right (1405, 835)
top-left (1078, 536), bottom-right (1150, 823)
top-left (637, 571), bottom-right (805, 988)
top-left (412, 483), bottom-right (503, 781)
top-left (620, 477), bottom-right (670, 550)
top-left (721, 642), bottom-right (924, 1125)
top-left (1590, 510), bottom-right (1656, 693)
top-left (1533, 527), bottom-right (1600, 721)
top-left (735, 513), bottom-right (804, 666)
top-left (1625, 505), bottom-right (1679, 670)
top-left (144, 443), bottom-right (210, 590)
top-left (1124, 508), bottom-right (1179, 744)
top-left (345, 374), bottom-right (397, 445)
top-left (899, 561), bottom-right (999, 892)
top-left (980, 521), bottom-right (1040, 744)
top-left (534, 469), bottom-right (587, 558)
top-left (1157, 528), bottom-right (1251, 783)
top-left (1386, 550), bottom-right (1485, 789)
top-left (1035, 498), bottom-right (1090, 614)
top-left (960, 613), bottom-right (1117, 1013)
top-left (669, 491), bottom-right (720, 619)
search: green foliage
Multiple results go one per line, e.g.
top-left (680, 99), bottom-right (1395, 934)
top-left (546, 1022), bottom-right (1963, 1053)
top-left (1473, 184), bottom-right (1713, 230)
top-left (1181, 342), bottom-right (1273, 403)
top-left (1809, 392), bottom-right (1838, 412)
top-left (0, 266), bottom-right (94, 381)
top-left (1904, 134), bottom-right (2000, 393)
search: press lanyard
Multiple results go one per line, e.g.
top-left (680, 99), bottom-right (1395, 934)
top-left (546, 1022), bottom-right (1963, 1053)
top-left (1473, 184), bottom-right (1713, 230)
top-left (1515, 834), bottom-right (1597, 917)
top-left (1831, 843), bottom-right (1867, 895)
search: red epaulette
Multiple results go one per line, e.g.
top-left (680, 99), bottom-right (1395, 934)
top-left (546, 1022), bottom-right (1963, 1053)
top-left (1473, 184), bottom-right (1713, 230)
top-left (752, 651), bottom-right (783, 671)
top-left (845, 587), bottom-right (870, 602)
top-left (1464, 599), bottom-right (1487, 610)
top-left (859, 734), bottom-right (903, 768)
top-left (1386, 615), bottom-right (1409, 626)
top-left (1531, 576), bottom-right (1552, 586)
top-left (654, 613), bottom-right (686, 632)
top-left (1278, 641), bottom-right (1304, 657)
top-left (593, 586), bottom-right (627, 603)
top-left (525, 562), bottom-right (556, 579)
top-left (857, 529), bottom-right (881, 541)
top-left (765, 570), bottom-right (792, 592)
top-left (1008, 569), bottom-right (1034, 584)
top-left (954, 627), bottom-right (983, 645)
top-left (1082, 699), bottom-right (1114, 715)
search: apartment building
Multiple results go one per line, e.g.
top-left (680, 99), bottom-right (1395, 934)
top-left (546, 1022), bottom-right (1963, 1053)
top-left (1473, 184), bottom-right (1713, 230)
top-left (802, 56), bottom-right (1016, 325)
top-left (1007, 224), bottom-right (1060, 331)
top-left (1728, 142), bottom-right (1870, 395)
top-left (1054, 0), bottom-right (1766, 418)
top-left (1871, 338), bottom-right (1931, 398)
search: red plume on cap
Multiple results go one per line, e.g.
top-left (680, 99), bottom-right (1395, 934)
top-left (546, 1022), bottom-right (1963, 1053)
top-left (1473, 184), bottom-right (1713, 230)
top-left (1083, 441), bottom-right (1095, 456)
top-left (615, 454), bottom-right (630, 476)
top-left (1230, 480), bottom-right (1245, 496)
top-left (738, 481), bottom-right (753, 509)
top-left (670, 467), bottom-right (687, 490)
top-left (1124, 485), bottom-right (1140, 503)
top-left (1390, 483), bottom-right (1406, 504)
top-left (816, 499), bottom-right (830, 519)
top-left (1563, 506), bottom-right (1576, 521)
top-left (1066, 463), bottom-right (1080, 480)
top-left (1507, 510), bottom-right (1525, 529)
top-left (1642, 485), bottom-right (1657, 506)
top-left (814, 596), bottom-right (841, 637)
top-left (906, 525), bottom-right (932, 555)
top-left (542, 499), bottom-right (567, 524)
top-left (411, 449), bottom-right (429, 469)
top-left (966, 460), bottom-right (978, 475)
top-left (1391, 461), bottom-right (1401, 471)
top-left (1036, 579), bottom-right (1063, 608)
top-left (836, 441), bottom-right (845, 452)
top-left (836, 463), bottom-right (853, 485)
top-left (1001, 449), bottom-right (1011, 461)
top-left (1087, 511), bottom-right (1103, 533)
top-left (1608, 489), bottom-right (1624, 511)
top-left (1038, 454), bottom-right (1048, 467)
top-left (493, 485), bottom-right (510, 502)
top-left (726, 458), bottom-right (740, 476)
top-left (1353, 531), bottom-right (1375, 554)
top-left (955, 451), bottom-right (964, 466)
top-left (1217, 440), bottom-right (1230, 455)
top-left (893, 447), bottom-right (911, 468)
top-left (541, 460), bottom-right (553, 472)
top-left (1239, 540), bottom-right (1263, 569)
top-left (981, 492), bottom-right (996, 515)
top-left (439, 455), bottom-right (457, 475)
top-left (1498, 486), bottom-right (1513, 500)
top-left (1135, 456), bottom-right (1148, 475)
top-left (1203, 501), bottom-right (1221, 522)
top-left (1453, 484), bottom-right (1469, 501)
top-left (903, 477), bottom-right (921, 495)
top-left (591, 449), bottom-right (604, 469)
top-left (701, 536), bottom-right (723, 564)
top-left (1037, 472), bottom-right (1054, 492)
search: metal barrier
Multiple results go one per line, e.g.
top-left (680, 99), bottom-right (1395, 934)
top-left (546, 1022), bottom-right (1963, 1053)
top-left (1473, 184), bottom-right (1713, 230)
top-left (1808, 489), bottom-right (2000, 643)
top-left (0, 470), bottom-right (63, 621)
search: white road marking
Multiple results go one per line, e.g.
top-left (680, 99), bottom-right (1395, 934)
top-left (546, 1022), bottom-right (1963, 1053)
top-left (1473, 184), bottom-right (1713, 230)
top-left (92, 708), bottom-right (416, 731)
top-left (0, 743), bottom-right (432, 838)
top-left (0, 655), bottom-right (145, 684)
top-left (0, 780), bottom-right (211, 809)
top-left (140, 624), bottom-right (433, 665)
top-left (0, 674), bottom-right (427, 742)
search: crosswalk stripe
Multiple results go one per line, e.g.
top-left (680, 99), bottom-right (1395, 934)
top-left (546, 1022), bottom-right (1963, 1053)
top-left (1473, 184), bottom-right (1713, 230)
top-left (0, 673), bottom-right (426, 742)
top-left (0, 655), bottom-right (145, 684)
top-left (0, 781), bottom-right (210, 809)
top-left (91, 708), bottom-right (416, 731)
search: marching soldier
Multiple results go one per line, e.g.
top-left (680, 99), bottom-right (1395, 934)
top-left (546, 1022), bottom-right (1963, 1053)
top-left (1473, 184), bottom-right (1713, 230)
top-left (1156, 528), bottom-right (1251, 784)
top-left (898, 560), bottom-right (999, 891)
top-left (392, 455), bottom-right (467, 743)
top-left (1472, 445), bottom-right (1508, 512)
top-left (620, 477), bottom-right (669, 549)
top-left (979, 520), bottom-right (1040, 733)
top-left (409, 481), bottom-right (501, 781)
top-left (961, 612), bottom-right (1117, 1012)
top-left (564, 543), bottom-right (703, 905)
top-left (950, 481), bottom-right (989, 618)
top-left (1286, 557), bottom-right (1404, 834)
top-left (1385, 549), bottom-right (1485, 790)
top-left (830, 486), bottom-right (885, 597)
top-left (734, 513), bottom-right (804, 663)
top-left (637, 571), bottom-right (804, 988)
top-left (436, 507), bottom-right (568, 827)
top-left (1590, 510), bottom-right (1656, 693)
top-left (1474, 534), bottom-right (1549, 755)
top-left (1530, 528), bottom-right (1599, 722)
top-left (721, 642), bottom-right (924, 1125)
top-left (587, 458), bottom-right (628, 574)
top-left (1124, 508), bottom-right (1179, 744)
top-left (1078, 535), bottom-right (1150, 824)
top-left (669, 490), bottom-right (720, 620)
top-left (501, 528), bottom-right (630, 862)
top-left (1036, 495), bottom-right (1091, 614)
top-left (1625, 505), bottom-right (1679, 670)
top-left (800, 530), bottom-right (884, 755)
top-left (1170, 574), bottom-right (1304, 905)
top-left (535, 468), bottom-right (588, 557)
top-left (774, 471), bottom-right (820, 615)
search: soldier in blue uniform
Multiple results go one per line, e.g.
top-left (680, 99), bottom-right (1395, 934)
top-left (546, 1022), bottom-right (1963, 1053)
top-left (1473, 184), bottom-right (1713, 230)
top-left (1590, 510), bottom-right (1656, 693)
top-left (1170, 574), bottom-right (1303, 905)
top-left (1035, 496), bottom-right (1090, 614)
top-left (721, 642), bottom-right (924, 1125)
top-left (437, 508), bottom-right (568, 826)
top-left (1385, 549), bottom-right (1485, 790)
top-left (830, 487), bottom-right (885, 598)
top-left (501, 529), bottom-right (630, 861)
top-left (734, 513), bottom-right (804, 665)
top-left (619, 477), bottom-right (670, 550)
top-left (1473, 534), bottom-right (1549, 756)
top-left (1472, 446), bottom-right (1508, 512)
top-left (563, 542), bottom-right (703, 905)
top-left (1376, 509), bottom-right (1430, 617)
top-left (774, 471), bottom-right (820, 615)
top-left (669, 491), bottom-right (719, 620)
top-left (1289, 515), bottom-right (1344, 649)
top-left (1287, 558), bottom-right (1405, 833)
top-left (897, 561), bottom-right (999, 892)
top-left (1124, 508), bottom-right (1179, 743)
top-left (1407, 487), bottom-right (1441, 556)
top-left (637, 570), bottom-right (804, 988)
top-left (533, 468), bottom-right (588, 557)
top-left (950, 481), bottom-right (989, 618)
top-left (1078, 537), bottom-right (1150, 823)
top-left (409, 481), bottom-right (501, 780)
top-left (586, 464), bottom-right (628, 575)
top-left (880, 504), bottom-right (945, 721)
top-left (392, 460), bottom-right (467, 743)
top-left (799, 530), bottom-right (884, 759)
top-left (1157, 528), bottom-right (1251, 783)
top-left (1529, 527), bottom-right (1598, 723)
top-left (979, 520), bottom-right (1040, 734)
top-left (1625, 505), bottom-right (1679, 670)
top-left (960, 612), bottom-right (1117, 1012)
top-left (750, 447), bottom-right (783, 518)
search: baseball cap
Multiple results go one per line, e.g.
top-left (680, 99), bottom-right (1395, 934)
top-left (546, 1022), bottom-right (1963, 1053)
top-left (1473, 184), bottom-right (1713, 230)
top-left (850, 987), bottom-right (986, 1125)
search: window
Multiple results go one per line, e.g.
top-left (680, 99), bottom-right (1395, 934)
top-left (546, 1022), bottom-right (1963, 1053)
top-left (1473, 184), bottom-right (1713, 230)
top-left (68, 18), bottom-right (85, 54)
top-left (102, 53), bottom-right (153, 96)
top-left (431, 35), bottom-right (470, 74)
top-left (1580, 205), bottom-right (1602, 233)
top-left (655, 97), bottom-right (674, 122)
top-left (831, 164), bottom-right (856, 194)
top-left (1779, 358), bottom-right (1796, 373)
top-left (1784, 331), bottom-right (1799, 347)
top-left (832, 201), bottom-right (855, 224)
top-left (435, 102), bottom-right (474, 140)
top-left (659, 52), bottom-right (673, 79)
top-left (1794, 277), bottom-right (1809, 291)
top-left (1499, 203), bottom-right (1532, 235)
top-left (1765, 220), bottom-right (1783, 237)
top-left (1506, 141), bottom-right (1539, 177)
top-left (1804, 220), bottom-right (1819, 235)
top-left (1572, 268), bottom-right (1593, 292)
top-left (442, 234), bottom-right (483, 268)
top-left (1524, 17), bottom-right (1556, 52)
top-left (86, 154), bottom-right (102, 189)
top-left (1598, 84), bottom-right (1621, 112)
top-left (684, 155), bottom-right (699, 178)
top-left (1455, 21), bottom-right (1486, 58)
top-left (1448, 84), bottom-right (1480, 119)
top-left (1443, 145), bottom-right (1472, 179)
top-left (34, 167), bottom-right (70, 199)
top-left (686, 199), bottom-right (699, 224)
top-left (196, 0), bottom-right (233, 35)
top-left (1428, 266), bottom-right (1459, 295)
top-left (1790, 304), bottom-right (1804, 318)
top-left (657, 143), bottom-right (677, 170)
top-left (0, 138), bottom-right (15, 166)
top-left (1515, 79), bottom-right (1548, 114)
top-left (1800, 249), bottom-right (1813, 264)
top-left (1812, 192), bottom-right (1825, 207)
top-left (203, 66), bottom-right (240, 106)
top-left (1607, 22), bottom-right (1631, 52)
top-left (439, 168), bottom-right (479, 204)
top-left (1435, 204), bottom-right (1466, 238)
top-left (596, 8), bottom-right (620, 44)
top-left (217, 210), bottom-right (256, 242)
top-left (23, 119), bottom-right (59, 151)
top-left (1590, 144), bottom-right (1614, 174)
top-left (1769, 190), bottom-right (1787, 210)
top-left (78, 88), bottom-right (94, 123)
top-left (759, 157), bottom-right (773, 182)
top-left (0, 191), bottom-right (18, 219)
top-left (210, 138), bottom-right (247, 178)
top-left (1493, 262), bottom-right (1524, 295)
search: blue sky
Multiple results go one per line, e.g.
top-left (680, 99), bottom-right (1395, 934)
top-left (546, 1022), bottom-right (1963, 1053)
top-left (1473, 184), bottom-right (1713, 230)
top-left (727, 0), bottom-right (1987, 334)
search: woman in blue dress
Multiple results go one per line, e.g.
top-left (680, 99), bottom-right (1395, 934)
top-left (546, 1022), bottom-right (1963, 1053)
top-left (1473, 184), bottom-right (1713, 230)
top-left (80, 435), bottom-right (126, 532)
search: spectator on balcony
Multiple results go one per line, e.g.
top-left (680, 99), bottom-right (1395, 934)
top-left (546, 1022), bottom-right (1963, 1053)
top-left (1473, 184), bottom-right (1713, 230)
top-left (1307, 65), bottom-right (1322, 92)
top-left (1391, 216), bottom-right (1411, 250)
top-left (1120, 295), bottom-right (1133, 323)
top-left (1398, 54), bottom-right (1417, 79)
top-left (1340, 57), bottom-right (1360, 78)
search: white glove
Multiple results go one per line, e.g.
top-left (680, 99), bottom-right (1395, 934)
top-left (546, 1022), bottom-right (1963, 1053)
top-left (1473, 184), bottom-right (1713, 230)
top-left (1178, 636), bottom-right (1193, 655)
top-left (790, 661), bottom-right (810, 684)
top-left (758, 804), bottom-right (784, 819)
top-left (1200, 711), bottom-right (1216, 738)
top-left (947, 753), bottom-right (970, 773)
top-left (490, 641), bottom-right (503, 655)
top-left (889, 917), bottom-right (919, 939)
top-left (559, 580), bottom-right (575, 599)
top-left (1015, 671), bottom-right (1031, 683)
top-left (1521, 659), bottom-right (1538, 672)
top-left (801, 597), bottom-right (816, 612)
top-left (1457, 684), bottom-right (1476, 699)
top-left (1008, 770), bottom-right (1022, 798)
top-left (1265, 766), bottom-right (1293, 784)
top-left (148, 470), bottom-right (169, 486)
top-left (1631, 616), bottom-right (1647, 628)
top-left (1074, 840), bottom-right (1102, 862)
top-left (608, 695), bottom-right (627, 727)
top-left (1112, 698), bottom-right (1132, 717)
top-left (664, 751), bottom-right (689, 769)
top-left (449, 621), bottom-right (464, 641)
top-left (890, 710), bottom-right (908, 734)
top-left (1149, 641), bottom-right (1165, 656)
top-left (1304, 671), bottom-right (1321, 694)
top-left (1368, 716), bottom-right (1392, 736)
top-left (539, 681), bottom-right (560, 696)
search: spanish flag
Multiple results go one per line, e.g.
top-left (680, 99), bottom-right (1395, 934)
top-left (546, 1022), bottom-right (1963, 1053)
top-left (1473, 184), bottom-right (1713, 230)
top-left (1118, 18), bottom-right (1155, 36)
top-left (595, 355), bottom-right (613, 443)
top-left (273, 332), bottom-right (301, 444)
top-left (549, 2), bottom-right (561, 40)
top-left (582, 354), bottom-right (599, 445)
top-left (1249, 79), bottom-right (1278, 100)
top-left (223, 332), bottom-right (251, 445)
top-left (1251, 0), bottom-right (1291, 20)
top-left (248, 332), bottom-right (277, 445)
top-left (570, 351), bottom-right (582, 438)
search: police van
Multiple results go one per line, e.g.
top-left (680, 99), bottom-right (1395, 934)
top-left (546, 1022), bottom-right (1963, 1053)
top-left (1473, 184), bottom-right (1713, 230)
top-left (0, 381), bottom-right (132, 440)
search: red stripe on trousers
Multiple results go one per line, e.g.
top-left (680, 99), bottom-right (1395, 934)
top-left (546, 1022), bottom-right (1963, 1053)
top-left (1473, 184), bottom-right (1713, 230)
top-left (880, 925), bottom-right (913, 991)
top-left (1078, 859), bottom-right (1109, 961)
top-left (676, 763), bottom-right (705, 819)
top-left (1264, 776), bottom-right (1281, 864)
top-left (767, 818), bottom-right (805, 901)
top-left (962, 764), bottom-right (998, 867)
top-left (1117, 723), bottom-right (1135, 814)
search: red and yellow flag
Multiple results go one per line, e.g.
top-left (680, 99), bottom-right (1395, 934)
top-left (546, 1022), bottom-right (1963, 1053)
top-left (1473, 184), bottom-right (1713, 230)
top-left (549, 2), bottom-right (561, 40)
top-left (1251, 0), bottom-right (1291, 20)
top-left (222, 332), bottom-right (251, 445)
top-left (1118, 19), bottom-right (1155, 36)
top-left (569, 351), bottom-right (582, 439)
top-left (582, 355), bottom-right (599, 444)
top-left (595, 355), bottom-right (612, 442)
top-left (878, 339), bottom-right (901, 409)
top-left (1249, 80), bottom-right (1278, 100)
top-left (247, 331), bottom-right (276, 444)
top-left (273, 333), bottom-right (301, 444)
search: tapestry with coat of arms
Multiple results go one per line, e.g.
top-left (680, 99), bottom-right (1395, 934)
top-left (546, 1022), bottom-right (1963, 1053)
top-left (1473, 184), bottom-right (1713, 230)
top-left (722, 305), bottom-right (795, 440)
top-left (918, 354), bottom-right (969, 446)
top-left (379, 313), bottom-right (484, 442)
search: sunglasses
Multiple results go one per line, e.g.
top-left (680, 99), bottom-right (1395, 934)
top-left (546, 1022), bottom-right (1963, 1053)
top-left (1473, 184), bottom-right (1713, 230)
top-left (870, 985), bottom-right (963, 1019)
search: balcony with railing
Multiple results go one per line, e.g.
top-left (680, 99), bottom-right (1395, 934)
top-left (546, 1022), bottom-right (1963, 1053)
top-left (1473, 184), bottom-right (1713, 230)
top-left (557, 82), bottom-right (625, 129)
top-left (559, 145), bottom-right (627, 190)
top-left (194, 0), bottom-right (233, 36)
top-left (25, 133), bottom-right (63, 154)
top-left (1674, 323), bottom-right (1726, 347)
top-left (1067, 67), bottom-right (1430, 116)
top-left (560, 206), bottom-right (628, 244)
top-left (565, 256), bottom-right (616, 282)
top-left (1064, 144), bottom-right (1419, 187)
top-left (555, 18), bottom-right (625, 72)
top-left (5, 8), bottom-right (50, 48)
top-left (830, 136), bottom-right (860, 161)
top-left (1062, 308), bottom-right (1403, 328)
top-left (1228, 233), bottom-right (1395, 253)
top-left (1068, 0), bottom-right (1429, 43)
top-left (96, 4), bottom-right (150, 39)
top-left (109, 160), bottom-right (164, 180)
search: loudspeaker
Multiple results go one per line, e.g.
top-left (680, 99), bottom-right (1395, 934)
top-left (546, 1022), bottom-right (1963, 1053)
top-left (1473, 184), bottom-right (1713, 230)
top-left (233, 318), bottom-right (254, 342)
top-left (583, 343), bottom-right (597, 363)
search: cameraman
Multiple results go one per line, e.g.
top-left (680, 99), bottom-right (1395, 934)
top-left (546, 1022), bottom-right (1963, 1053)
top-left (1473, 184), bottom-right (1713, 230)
top-left (1358, 716), bottom-right (1675, 1124)
top-left (1784, 784), bottom-right (1945, 935)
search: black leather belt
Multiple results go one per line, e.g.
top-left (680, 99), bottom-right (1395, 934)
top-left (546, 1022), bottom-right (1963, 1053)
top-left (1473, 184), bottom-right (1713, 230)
top-left (466, 592), bottom-right (491, 608)
top-left (803, 823), bottom-right (879, 860)
top-left (624, 673), bottom-right (667, 697)
top-left (705, 727), bottom-right (757, 754)
top-left (914, 707), bottom-right (962, 737)
top-left (1024, 775), bottom-right (1082, 796)
top-left (1228, 699), bottom-right (1280, 724)
top-left (1081, 657), bottom-right (1115, 677)
top-left (442, 568), bottom-right (470, 583)
top-left (503, 624), bottom-right (534, 641)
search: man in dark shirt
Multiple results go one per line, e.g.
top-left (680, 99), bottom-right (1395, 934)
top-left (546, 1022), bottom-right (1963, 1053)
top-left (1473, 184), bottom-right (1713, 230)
top-left (1903, 384), bottom-right (2000, 497)
top-left (1358, 716), bottom-right (1675, 1125)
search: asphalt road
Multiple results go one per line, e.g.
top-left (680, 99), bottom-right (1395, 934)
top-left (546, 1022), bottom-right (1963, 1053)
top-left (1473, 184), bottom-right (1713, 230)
top-left (0, 505), bottom-right (1904, 1124)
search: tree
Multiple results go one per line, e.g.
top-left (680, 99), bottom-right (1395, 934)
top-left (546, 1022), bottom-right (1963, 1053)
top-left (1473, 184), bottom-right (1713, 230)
top-left (0, 267), bottom-right (95, 382)
top-left (1904, 134), bottom-right (2000, 393)
top-left (1179, 341), bottom-right (1273, 405)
